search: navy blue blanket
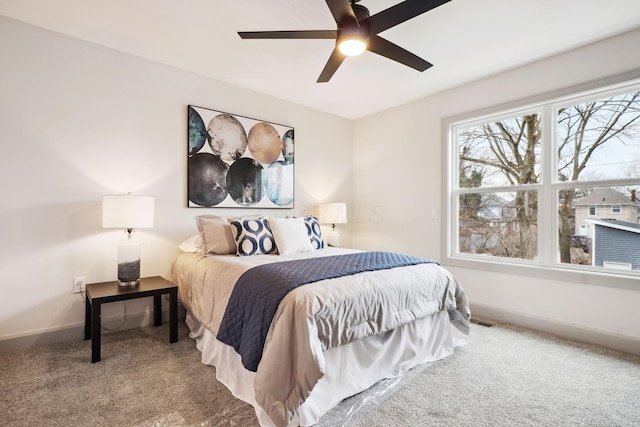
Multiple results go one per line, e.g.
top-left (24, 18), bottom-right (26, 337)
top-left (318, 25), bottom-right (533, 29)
top-left (216, 251), bottom-right (437, 372)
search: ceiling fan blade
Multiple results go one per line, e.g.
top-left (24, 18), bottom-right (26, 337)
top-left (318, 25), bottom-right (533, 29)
top-left (368, 35), bottom-right (432, 72)
top-left (365, 0), bottom-right (451, 34)
top-left (325, 0), bottom-right (358, 26)
top-left (238, 30), bottom-right (337, 39)
top-left (317, 48), bottom-right (346, 83)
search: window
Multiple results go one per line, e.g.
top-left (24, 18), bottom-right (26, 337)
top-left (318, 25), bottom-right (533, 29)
top-left (447, 77), bottom-right (640, 281)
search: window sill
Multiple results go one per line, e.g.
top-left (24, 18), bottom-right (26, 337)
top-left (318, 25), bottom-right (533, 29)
top-left (443, 255), bottom-right (640, 291)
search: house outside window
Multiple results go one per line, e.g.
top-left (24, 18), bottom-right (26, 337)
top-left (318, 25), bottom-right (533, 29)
top-left (446, 77), bottom-right (640, 281)
top-left (574, 189), bottom-right (636, 237)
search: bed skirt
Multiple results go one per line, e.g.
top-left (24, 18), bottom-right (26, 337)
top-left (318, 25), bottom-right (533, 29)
top-left (186, 310), bottom-right (455, 426)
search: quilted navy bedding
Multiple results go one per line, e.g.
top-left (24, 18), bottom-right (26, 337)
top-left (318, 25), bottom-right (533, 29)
top-left (216, 251), bottom-right (437, 371)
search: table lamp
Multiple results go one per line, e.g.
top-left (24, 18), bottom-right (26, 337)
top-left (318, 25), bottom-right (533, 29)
top-left (102, 194), bottom-right (155, 287)
top-left (318, 202), bottom-right (347, 247)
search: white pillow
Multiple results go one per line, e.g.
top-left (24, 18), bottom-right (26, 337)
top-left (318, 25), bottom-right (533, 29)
top-left (267, 217), bottom-right (314, 255)
top-left (178, 234), bottom-right (202, 253)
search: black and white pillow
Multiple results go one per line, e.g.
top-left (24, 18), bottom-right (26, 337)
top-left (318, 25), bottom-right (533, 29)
top-left (229, 217), bottom-right (278, 256)
top-left (303, 215), bottom-right (325, 250)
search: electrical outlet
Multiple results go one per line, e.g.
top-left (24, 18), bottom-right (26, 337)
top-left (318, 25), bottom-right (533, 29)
top-left (73, 276), bottom-right (86, 293)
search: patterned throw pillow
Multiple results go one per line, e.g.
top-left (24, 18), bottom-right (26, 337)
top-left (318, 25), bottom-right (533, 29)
top-left (229, 217), bottom-right (278, 256)
top-left (303, 215), bottom-right (325, 250)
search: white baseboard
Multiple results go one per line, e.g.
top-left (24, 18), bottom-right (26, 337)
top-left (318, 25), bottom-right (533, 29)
top-left (471, 303), bottom-right (640, 356)
top-left (0, 306), bottom-right (186, 354)
top-left (5, 303), bottom-right (637, 357)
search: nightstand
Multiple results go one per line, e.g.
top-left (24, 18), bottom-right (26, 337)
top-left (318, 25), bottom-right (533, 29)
top-left (84, 276), bottom-right (178, 363)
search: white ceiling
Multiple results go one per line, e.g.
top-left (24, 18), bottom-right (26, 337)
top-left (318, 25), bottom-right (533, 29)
top-left (2, 0), bottom-right (640, 119)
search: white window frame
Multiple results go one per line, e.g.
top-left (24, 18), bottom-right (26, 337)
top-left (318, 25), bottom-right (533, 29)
top-left (589, 206), bottom-right (597, 216)
top-left (443, 73), bottom-right (640, 290)
top-left (611, 205), bottom-right (621, 214)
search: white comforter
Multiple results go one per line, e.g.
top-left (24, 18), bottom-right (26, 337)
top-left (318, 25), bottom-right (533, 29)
top-left (171, 247), bottom-right (470, 426)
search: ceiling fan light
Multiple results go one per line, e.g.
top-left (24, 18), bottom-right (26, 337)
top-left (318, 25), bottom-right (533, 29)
top-left (338, 38), bottom-right (367, 56)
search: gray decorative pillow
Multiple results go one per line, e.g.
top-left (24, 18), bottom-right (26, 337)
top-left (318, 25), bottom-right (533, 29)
top-left (195, 215), bottom-right (237, 255)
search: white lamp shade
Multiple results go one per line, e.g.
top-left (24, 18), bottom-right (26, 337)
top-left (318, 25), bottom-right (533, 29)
top-left (318, 203), bottom-right (347, 225)
top-left (102, 194), bottom-right (155, 229)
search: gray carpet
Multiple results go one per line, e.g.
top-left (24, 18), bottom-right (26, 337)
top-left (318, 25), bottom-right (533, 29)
top-left (1, 320), bottom-right (639, 426)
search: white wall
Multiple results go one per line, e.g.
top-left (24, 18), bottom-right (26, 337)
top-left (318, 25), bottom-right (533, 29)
top-left (0, 16), bottom-right (353, 348)
top-left (2, 14), bottom-right (638, 355)
top-left (352, 29), bottom-right (640, 354)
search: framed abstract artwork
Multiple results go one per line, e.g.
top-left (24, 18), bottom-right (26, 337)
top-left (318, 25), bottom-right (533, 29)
top-left (187, 105), bottom-right (294, 208)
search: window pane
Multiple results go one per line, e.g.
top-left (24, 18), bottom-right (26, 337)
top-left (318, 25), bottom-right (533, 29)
top-left (459, 191), bottom-right (538, 260)
top-left (458, 113), bottom-right (541, 187)
top-left (558, 186), bottom-right (640, 269)
top-left (556, 90), bottom-right (640, 182)
top-left (449, 79), bottom-right (640, 280)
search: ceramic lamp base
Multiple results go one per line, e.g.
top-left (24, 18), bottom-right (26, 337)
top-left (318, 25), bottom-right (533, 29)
top-left (324, 230), bottom-right (341, 248)
top-left (118, 238), bottom-right (141, 286)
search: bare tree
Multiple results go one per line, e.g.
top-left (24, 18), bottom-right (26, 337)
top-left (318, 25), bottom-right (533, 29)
top-left (458, 90), bottom-right (640, 262)
top-left (556, 91), bottom-right (640, 262)
top-left (460, 114), bottom-right (540, 259)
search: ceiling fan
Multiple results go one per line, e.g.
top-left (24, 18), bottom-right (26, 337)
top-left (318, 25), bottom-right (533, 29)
top-left (238, 0), bottom-right (451, 83)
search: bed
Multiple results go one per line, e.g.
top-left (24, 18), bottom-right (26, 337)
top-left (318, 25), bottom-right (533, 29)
top-left (170, 215), bottom-right (470, 427)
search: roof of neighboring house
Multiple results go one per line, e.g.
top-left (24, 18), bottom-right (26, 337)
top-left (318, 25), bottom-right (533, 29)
top-left (477, 194), bottom-right (516, 221)
top-left (585, 218), bottom-right (640, 234)
top-left (573, 187), bottom-right (637, 206)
